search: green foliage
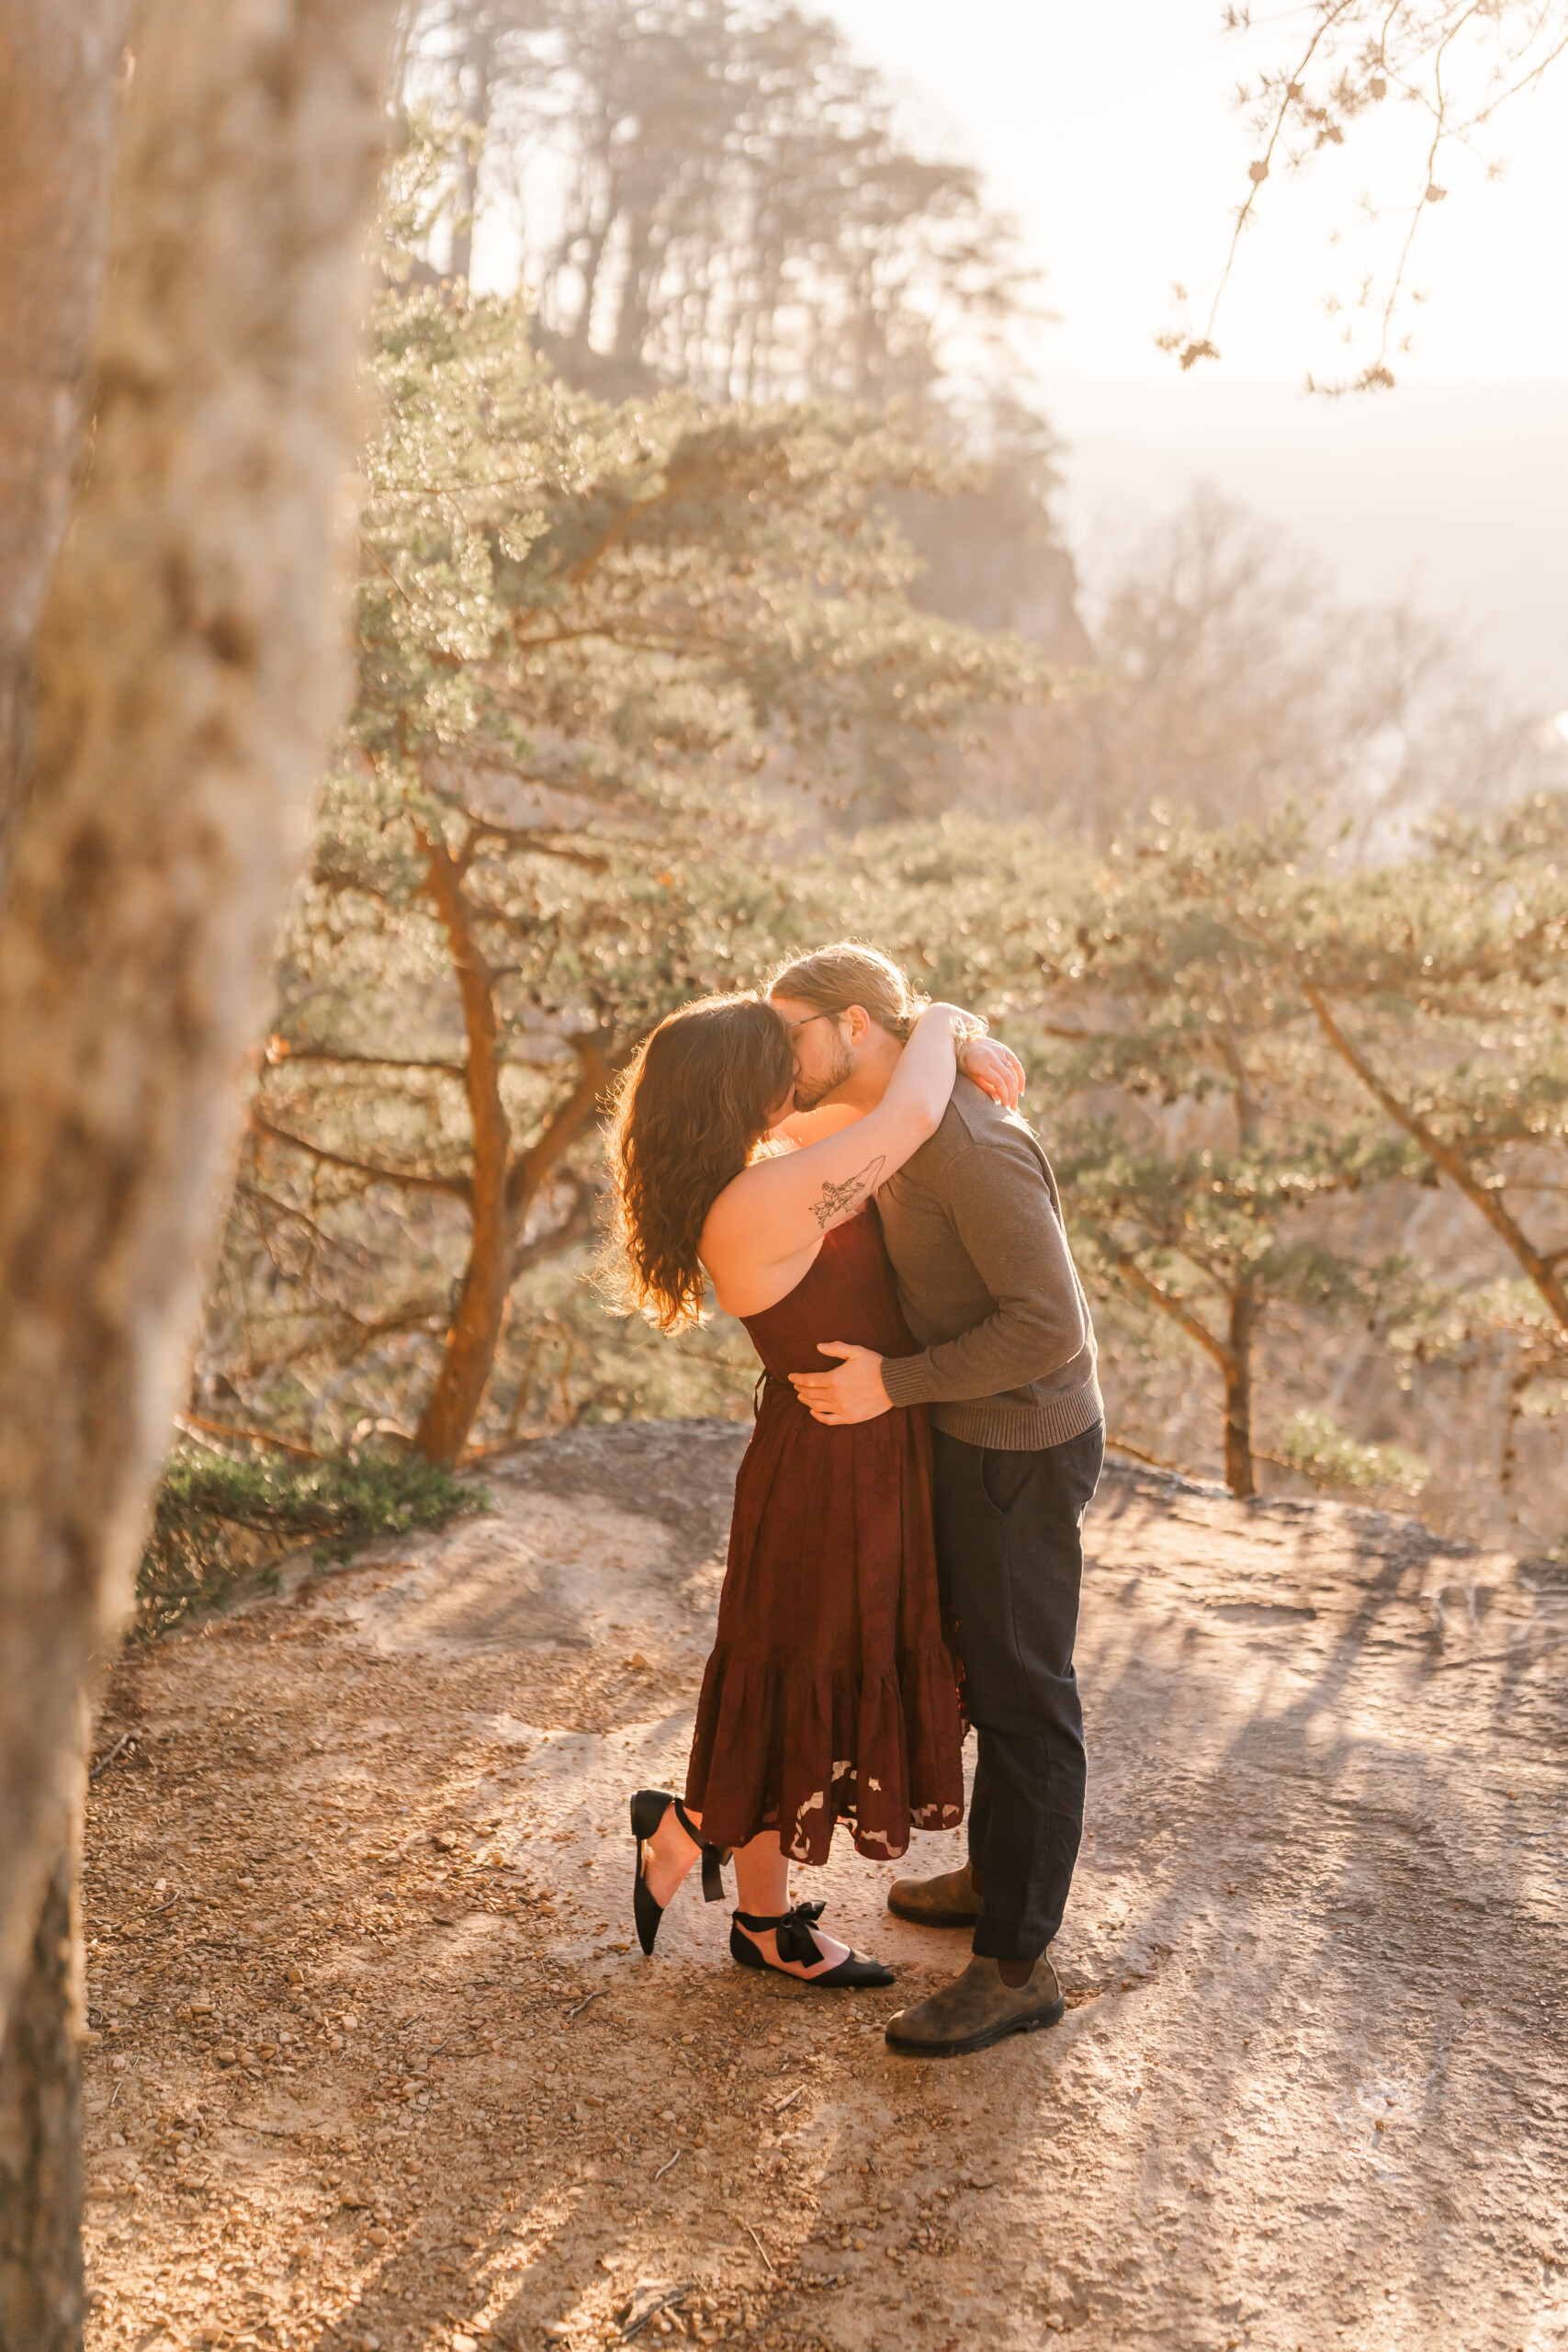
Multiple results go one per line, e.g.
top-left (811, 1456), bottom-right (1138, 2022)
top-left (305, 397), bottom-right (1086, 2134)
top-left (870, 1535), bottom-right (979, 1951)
top-left (199, 274), bottom-right (1033, 1456)
top-left (816, 801), bottom-right (1568, 1510)
top-left (955, 828), bottom-right (1424, 1485)
top-left (1275, 1411), bottom-right (1428, 1499)
top-left (1059, 1131), bottom-right (1416, 1328)
top-left (136, 1447), bottom-right (484, 1642)
top-left (1093, 801), bottom-right (1568, 1170)
top-left (1087, 806), bottom-right (1568, 1393)
top-left (378, 105), bottom-right (481, 285)
top-left (185, 100), bottom-right (1568, 1519)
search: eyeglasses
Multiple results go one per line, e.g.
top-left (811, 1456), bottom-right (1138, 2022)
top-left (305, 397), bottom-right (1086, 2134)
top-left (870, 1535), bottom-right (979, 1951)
top-left (782, 1011), bottom-right (838, 1044)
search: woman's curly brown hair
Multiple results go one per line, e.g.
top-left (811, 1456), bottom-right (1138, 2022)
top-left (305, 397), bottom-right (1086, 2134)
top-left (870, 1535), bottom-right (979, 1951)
top-left (606, 993), bottom-right (795, 1332)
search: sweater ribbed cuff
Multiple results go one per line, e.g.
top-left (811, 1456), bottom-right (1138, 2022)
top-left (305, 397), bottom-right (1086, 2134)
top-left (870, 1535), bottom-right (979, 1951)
top-left (879, 1350), bottom-right (940, 1408)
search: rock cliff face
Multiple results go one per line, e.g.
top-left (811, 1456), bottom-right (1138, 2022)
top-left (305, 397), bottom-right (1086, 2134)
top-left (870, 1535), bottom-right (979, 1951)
top-left (892, 479), bottom-right (1090, 663)
top-left (77, 1420), bottom-right (1567, 2351)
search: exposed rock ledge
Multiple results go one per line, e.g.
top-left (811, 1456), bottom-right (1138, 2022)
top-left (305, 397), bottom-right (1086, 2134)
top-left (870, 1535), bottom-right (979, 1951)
top-left (81, 1420), bottom-right (1567, 2352)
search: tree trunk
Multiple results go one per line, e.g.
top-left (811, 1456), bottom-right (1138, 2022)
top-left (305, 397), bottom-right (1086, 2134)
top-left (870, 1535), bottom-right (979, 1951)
top-left (570, 212), bottom-right (615, 348)
top-left (613, 207), bottom-right (657, 364)
top-left (504, 1037), bottom-right (612, 1260)
top-left (446, 13), bottom-right (496, 284)
top-left (0, 0), bottom-right (125, 839)
top-left (0, 0), bottom-right (399, 2109)
top-left (0, 1847), bottom-right (82, 2352)
top-left (411, 841), bottom-right (613, 1470)
top-left (1224, 1280), bottom-right (1258, 1499)
top-left (0, 15), bottom-right (123, 2294)
top-left (1111, 1248), bottom-right (1244, 1484)
top-left (413, 832), bottom-right (513, 1469)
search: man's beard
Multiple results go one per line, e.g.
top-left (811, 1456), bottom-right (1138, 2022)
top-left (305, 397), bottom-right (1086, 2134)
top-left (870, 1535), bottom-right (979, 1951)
top-left (791, 1033), bottom-right (854, 1114)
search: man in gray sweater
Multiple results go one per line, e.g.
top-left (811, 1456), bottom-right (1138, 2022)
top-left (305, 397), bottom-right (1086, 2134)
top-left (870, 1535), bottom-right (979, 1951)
top-left (770, 943), bottom-right (1104, 2059)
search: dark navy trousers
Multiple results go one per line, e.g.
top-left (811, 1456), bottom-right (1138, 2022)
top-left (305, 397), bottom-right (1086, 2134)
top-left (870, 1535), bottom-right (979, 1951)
top-left (931, 1419), bottom-right (1103, 1962)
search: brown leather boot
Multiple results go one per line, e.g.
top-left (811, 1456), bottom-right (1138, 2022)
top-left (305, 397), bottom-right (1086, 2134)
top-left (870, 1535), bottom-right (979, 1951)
top-left (884, 1953), bottom-right (1065, 2058)
top-left (886, 1860), bottom-right (984, 1929)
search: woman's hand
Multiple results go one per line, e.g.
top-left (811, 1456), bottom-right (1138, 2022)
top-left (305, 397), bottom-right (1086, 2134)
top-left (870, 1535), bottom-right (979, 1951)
top-left (959, 1034), bottom-right (1025, 1110)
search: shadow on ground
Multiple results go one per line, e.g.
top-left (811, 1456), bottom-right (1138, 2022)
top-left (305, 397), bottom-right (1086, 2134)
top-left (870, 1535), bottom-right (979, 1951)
top-left (81, 1423), bottom-right (1568, 2352)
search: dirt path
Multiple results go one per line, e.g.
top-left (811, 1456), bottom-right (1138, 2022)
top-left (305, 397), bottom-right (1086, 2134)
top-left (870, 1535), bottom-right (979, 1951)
top-left (82, 1422), bottom-right (1568, 2352)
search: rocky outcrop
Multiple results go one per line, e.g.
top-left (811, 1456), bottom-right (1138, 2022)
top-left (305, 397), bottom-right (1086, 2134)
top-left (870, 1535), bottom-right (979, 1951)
top-left (76, 1419), bottom-right (1568, 2351)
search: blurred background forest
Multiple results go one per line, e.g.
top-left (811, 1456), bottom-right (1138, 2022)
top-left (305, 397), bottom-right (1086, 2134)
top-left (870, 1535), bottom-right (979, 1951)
top-left (169, 0), bottom-right (1568, 1605)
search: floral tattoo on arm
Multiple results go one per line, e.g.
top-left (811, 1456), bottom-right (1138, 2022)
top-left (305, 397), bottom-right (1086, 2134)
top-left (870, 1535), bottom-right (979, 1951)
top-left (807, 1157), bottom-right (886, 1231)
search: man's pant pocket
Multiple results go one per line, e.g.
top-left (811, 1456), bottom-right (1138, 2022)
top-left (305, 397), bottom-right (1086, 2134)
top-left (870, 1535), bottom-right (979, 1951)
top-left (979, 1447), bottom-right (1036, 1516)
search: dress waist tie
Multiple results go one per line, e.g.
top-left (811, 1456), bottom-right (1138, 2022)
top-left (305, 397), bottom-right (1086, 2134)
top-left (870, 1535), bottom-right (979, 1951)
top-left (753, 1366), bottom-right (802, 1419)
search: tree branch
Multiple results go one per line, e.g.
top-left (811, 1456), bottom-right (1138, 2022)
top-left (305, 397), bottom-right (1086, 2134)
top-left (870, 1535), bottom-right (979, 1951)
top-left (497, 454), bottom-right (712, 639)
top-left (250, 1113), bottom-right (470, 1198)
top-left (559, 455), bottom-right (706, 589)
top-left (234, 1178), bottom-right (383, 1272)
top-left (504, 1035), bottom-right (615, 1233)
top-left (509, 1173), bottom-right (602, 1283)
top-left (1297, 978), bottom-right (1568, 1334)
top-left (465, 820), bottom-right (611, 873)
top-left (1108, 1248), bottom-right (1236, 1374)
top-left (265, 1044), bottom-right (468, 1077)
top-left (174, 1412), bottom-right (321, 1461)
top-left (1182, 0), bottom-right (1360, 368)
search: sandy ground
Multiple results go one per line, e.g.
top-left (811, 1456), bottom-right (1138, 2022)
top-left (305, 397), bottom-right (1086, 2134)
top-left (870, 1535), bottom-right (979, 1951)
top-left (81, 1420), bottom-right (1568, 2352)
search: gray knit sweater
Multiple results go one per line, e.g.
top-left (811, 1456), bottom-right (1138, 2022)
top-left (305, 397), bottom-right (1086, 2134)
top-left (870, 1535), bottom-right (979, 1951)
top-left (875, 1075), bottom-right (1103, 1452)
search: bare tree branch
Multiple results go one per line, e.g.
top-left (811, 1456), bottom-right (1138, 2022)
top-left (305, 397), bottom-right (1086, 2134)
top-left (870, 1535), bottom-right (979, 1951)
top-left (1292, 976), bottom-right (1568, 1330)
top-left (173, 1412), bottom-right (322, 1462)
top-left (1107, 1248), bottom-right (1237, 1375)
top-left (252, 1113), bottom-right (471, 1199)
top-left (266, 1043), bottom-right (469, 1077)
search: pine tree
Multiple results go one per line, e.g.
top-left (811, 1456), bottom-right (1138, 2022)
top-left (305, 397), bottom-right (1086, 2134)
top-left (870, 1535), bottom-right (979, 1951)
top-left (209, 278), bottom-right (1038, 1464)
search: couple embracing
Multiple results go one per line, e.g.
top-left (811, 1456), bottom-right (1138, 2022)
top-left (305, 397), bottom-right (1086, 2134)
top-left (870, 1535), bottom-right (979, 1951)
top-left (609, 943), bottom-right (1103, 2059)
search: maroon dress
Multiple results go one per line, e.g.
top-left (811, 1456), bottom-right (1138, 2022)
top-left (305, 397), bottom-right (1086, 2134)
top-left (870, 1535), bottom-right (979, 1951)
top-left (683, 1208), bottom-right (965, 1866)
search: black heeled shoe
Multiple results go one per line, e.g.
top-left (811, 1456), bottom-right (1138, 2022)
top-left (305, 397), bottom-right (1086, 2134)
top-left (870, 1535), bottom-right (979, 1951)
top-left (729, 1900), bottom-right (895, 1988)
top-left (630, 1788), bottom-right (730, 1957)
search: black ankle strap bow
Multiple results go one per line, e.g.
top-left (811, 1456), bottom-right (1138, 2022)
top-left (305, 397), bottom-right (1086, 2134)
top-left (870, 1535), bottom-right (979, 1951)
top-left (776, 1900), bottom-right (827, 1964)
top-left (735, 1899), bottom-right (827, 1966)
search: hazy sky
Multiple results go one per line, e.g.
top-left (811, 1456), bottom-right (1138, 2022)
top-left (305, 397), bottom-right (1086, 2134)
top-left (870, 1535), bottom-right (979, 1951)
top-left (822, 0), bottom-right (1568, 712)
top-left (826, 0), bottom-right (1568, 383)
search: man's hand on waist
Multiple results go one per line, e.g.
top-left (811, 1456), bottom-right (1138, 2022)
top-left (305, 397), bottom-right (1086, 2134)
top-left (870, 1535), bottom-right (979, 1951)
top-left (788, 1342), bottom-right (893, 1426)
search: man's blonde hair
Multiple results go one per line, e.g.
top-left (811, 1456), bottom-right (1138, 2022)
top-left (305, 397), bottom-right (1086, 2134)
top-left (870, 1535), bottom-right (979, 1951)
top-left (764, 941), bottom-right (929, 1040)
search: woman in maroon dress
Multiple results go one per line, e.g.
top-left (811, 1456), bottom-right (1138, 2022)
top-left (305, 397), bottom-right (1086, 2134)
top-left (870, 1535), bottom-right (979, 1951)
top-left (608, 981), bottom-right (1020, 1987)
